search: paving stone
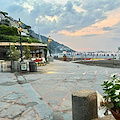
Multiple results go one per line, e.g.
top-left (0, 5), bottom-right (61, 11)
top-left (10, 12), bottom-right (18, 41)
top-left (0, 91), bottom-right (10, 97)
top-left (46, 91), bottom-right (68, 99)
top-left (1, 92), bottom-right (24, 102)
top-left (0, 104), bottom-right (27, 119)
top-left (54, 86), bottom-right (72, 92)
top-left (66, 94), bottom-right (72, 100)
top-left (16, 97), bottom-right (29, 105)
top-left (0, 102), bottom-right (10, 110)
top-left (14, 109), bottom-right (38, 120)
top-left (36, 89), bottom-right (49, 96)
top-left (57, 100), bottom-right (72, 111)
top-left (0, 60), bottom-right (119, 120)
top-left (45, 98), bottom-right (62, 109)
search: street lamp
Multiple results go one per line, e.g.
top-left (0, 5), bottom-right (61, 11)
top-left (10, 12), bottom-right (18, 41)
top-left (48, 36), bottom-right (52, 57)
top-left (27, 36), bottom-right (29, 42)
top-left (18, 18), bottom-right (23, 62)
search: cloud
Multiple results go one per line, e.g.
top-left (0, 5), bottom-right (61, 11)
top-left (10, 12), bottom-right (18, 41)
top-left (102, 27), bottom-right (112, 31)
top-left (1, 0), bottom-right (120, 36)
top-left (23, 2), bottom-right (34, 13)
top-left (65, 1), bottom-right (73, 12)
top-left (52, 0), bottom-right (111, 33)
top-left (82, 0), bottom-right (120, 12)
top-left (58, 27), bottom-right (106, 36)
top-left (74, 1), bottom-right (82, 6)
top-left (83, 34), bottom-right (98, 37)
top-left (7, 4), bottom-right (24, 13)
top-left (57, 6), bottom-right (120, 36)
top-left (93, 9), bottom-right (120, 28)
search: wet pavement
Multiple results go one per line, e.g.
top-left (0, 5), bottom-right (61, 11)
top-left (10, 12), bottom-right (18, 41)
top-left (0, 60), bottom-right (120, 120)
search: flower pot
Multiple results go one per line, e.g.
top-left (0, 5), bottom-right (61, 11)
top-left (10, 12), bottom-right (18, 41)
top-left (111, 110), bottom-right (120, 120)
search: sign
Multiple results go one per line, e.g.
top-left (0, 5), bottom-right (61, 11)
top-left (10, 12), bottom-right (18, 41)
top-left (21, 62), bottom-right (27, 71)
top-left (63, 51), bottom-right (66, 54)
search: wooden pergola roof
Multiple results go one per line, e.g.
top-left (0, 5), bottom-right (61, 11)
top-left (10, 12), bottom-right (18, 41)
top-left (0, 42), bottom-right (47, 51)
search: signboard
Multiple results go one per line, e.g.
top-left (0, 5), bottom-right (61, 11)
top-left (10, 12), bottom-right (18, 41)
top-left (63, 51), bottom-right (66, 54)
top-left (21, 62), bottom-right (27, 71)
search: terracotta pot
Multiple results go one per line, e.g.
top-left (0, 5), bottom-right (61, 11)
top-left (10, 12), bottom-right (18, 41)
top-left (111, 110), bottom-right (120, 120)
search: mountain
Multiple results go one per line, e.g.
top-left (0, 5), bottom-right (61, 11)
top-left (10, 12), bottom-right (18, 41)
top-left (29, 29), bottom-right (76, 53)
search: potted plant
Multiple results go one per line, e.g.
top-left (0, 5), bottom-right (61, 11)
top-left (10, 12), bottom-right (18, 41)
top-left (7, 45), bottom-right (20, 61)
top-left (63, 54), bottom-right (67, 61)
top-left (7, 45), bottom-right (20, 72)
top-left (100, 73), bottom-right (120, 120)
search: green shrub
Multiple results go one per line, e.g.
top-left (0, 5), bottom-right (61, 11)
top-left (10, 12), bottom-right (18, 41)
top-left (0, 34), bottom-right (43, 43)
top-left (0, 25), bottom-right (18, 36)
top-left (7, 45), bottom-right (20, 61)
top-left (0, 25), bottom-right (46, 44)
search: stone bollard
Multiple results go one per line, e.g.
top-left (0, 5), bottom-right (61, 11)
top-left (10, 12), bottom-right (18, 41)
top-left (72, 89), bottom-right (98, 120)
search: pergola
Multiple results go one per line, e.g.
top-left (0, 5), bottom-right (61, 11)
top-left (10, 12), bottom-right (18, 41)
top-left (0, 42), bottom-right (48, 60)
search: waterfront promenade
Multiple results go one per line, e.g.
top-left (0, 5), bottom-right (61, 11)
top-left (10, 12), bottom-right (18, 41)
top-left (0, 60), bottom-right (119, 120)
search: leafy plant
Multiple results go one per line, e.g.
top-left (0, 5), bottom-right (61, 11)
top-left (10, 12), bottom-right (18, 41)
top-left (7, 45), bottom-right (20, 61)
top-left (101, 73), bottom-right (120, 113)
top-left (0, 25), bottom-right (18, 36)
top-left (0, 11), bottom-right (8, 16)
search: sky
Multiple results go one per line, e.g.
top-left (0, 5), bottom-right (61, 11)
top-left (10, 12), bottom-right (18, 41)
top-left (0, 0), bottom-right (120, 52)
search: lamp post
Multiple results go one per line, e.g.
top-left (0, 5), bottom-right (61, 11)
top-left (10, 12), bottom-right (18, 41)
top-left (48, 36), bottom-right (52, 57)
top-left (9, 42), bottom-right (14, 72)
top-left (27, 36), bottom-right (29, 42)
top-left (18, 18), bottom-right (23, 62)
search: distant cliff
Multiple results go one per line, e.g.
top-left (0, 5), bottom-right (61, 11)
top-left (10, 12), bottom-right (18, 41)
top-left (29, 29), bottom-right (76, 53)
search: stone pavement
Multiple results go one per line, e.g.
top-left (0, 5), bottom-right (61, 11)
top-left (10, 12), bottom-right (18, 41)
top-left (0, 60), bottom-right (119, 120)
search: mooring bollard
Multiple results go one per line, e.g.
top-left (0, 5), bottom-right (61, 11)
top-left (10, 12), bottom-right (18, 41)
top-left (72, 89), bottom-right (98, 120)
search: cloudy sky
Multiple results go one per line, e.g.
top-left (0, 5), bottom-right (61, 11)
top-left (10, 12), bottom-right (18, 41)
top-left (0, 0), bottom-right (120, 52)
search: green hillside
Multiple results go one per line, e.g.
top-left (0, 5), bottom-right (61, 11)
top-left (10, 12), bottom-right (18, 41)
top-left (0, 25), bottom-right (45, 44)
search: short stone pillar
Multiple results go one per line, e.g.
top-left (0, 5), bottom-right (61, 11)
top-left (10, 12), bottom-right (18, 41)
top-left (72, 89), bottom-right (98, 120)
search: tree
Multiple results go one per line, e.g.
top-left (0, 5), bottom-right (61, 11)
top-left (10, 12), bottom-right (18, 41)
top-left (7, 45), bottom-right (20, 61)
top-left (24, 25), bottom-right (31, 29)
top-left (0, 25), bottom-right (18, 35)
top-left (0, 11), bottom-right (8, 17)
top-left (25, 46), bottom-right (31, 59)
